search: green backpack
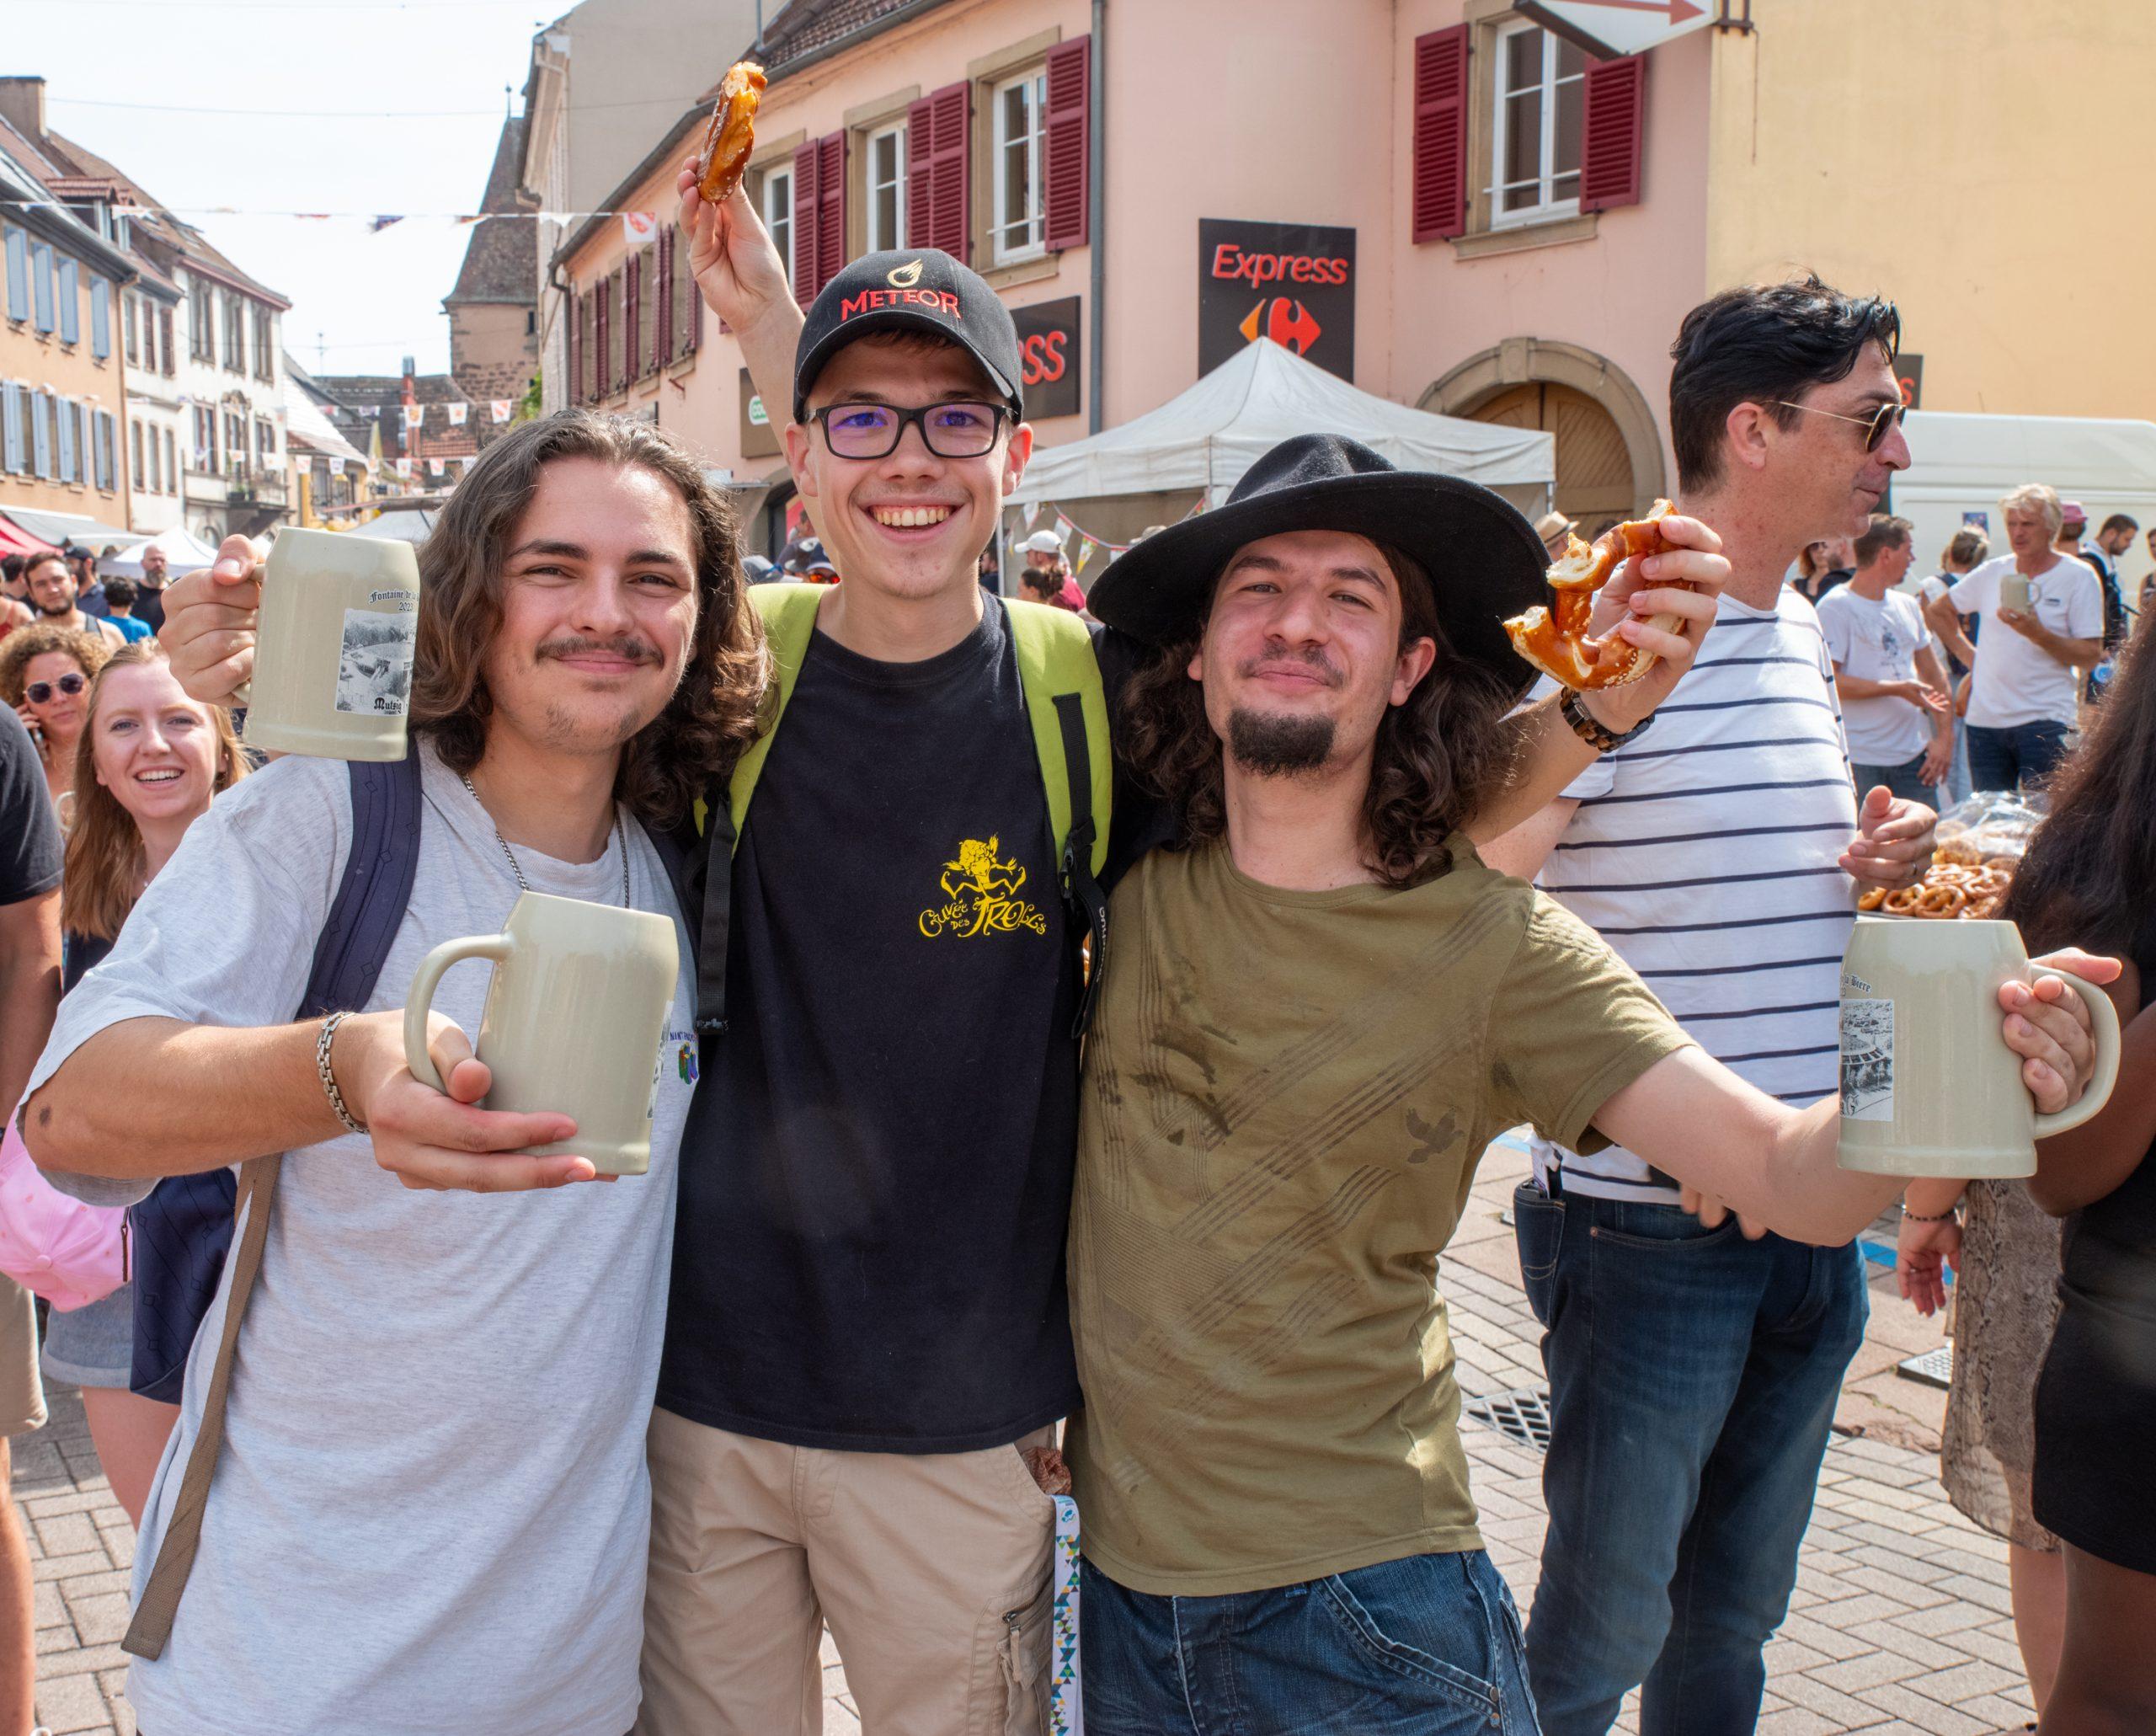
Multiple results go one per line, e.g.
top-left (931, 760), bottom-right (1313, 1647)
top-left (687, 582), bottom-right (1113, 1036)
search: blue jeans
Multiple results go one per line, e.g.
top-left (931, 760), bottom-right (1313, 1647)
top-left (1082, 1549), bottom-right (1542, 1734)
top-left (1965, 718), bottom-right (2069, 793)
top-left (1513, 1182), bottom-right (1869, 1736)
top-left (1848, 747), bottom-right (1936, 809)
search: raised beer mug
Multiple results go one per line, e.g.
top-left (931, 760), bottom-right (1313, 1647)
top-left (241, 526), bottom-right (420, 761)
top-left (1838, 916), bottom-right (2121, 1178)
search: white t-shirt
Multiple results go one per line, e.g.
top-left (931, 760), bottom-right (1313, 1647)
top-left (1815, 584), bottom-right (1934, 767)
top-left (1529, 588), bottom-right (1859, 1204)
top-left (1950, 554), bottom-right (2105, 728)
top-left (28, 743), bottom-right (696, 1736)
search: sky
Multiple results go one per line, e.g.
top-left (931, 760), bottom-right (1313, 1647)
top-left (9, 0), bottom-right (562, 378)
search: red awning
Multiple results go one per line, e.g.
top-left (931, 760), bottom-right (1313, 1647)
top-left (0, 514), bottom-right (60, 557)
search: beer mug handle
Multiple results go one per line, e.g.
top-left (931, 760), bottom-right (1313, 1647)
top-left (2030, 972), bottom-right (2122, 1139)
top-left (403, 933), bottom-right (514, 1092)
top-left (230, 538), bottom-right (270, 709)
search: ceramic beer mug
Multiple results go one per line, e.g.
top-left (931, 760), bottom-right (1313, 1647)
top-left (403, 891), bottom-right (680, 1176)
top-left (241, 527), bottom-right (421, 761)
top-left (1999, 572), bottom-right (2033, 614)
top-left (1838, 916), bottom-right (2121, 1178)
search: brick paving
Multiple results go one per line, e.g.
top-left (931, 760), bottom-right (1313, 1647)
top-left (19, 1141), bottom-right (2036, 1734)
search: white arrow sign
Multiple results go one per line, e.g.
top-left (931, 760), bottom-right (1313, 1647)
top-left (1516, 0), bottom-right (1713, 59)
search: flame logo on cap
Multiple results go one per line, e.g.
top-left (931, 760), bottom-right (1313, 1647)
top-left (888, 259), bottom-right (925, 288)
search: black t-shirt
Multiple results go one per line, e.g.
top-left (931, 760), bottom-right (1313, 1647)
top-left (0, 709), bottom-right (61, 906)
top-left (134, 585), bottom-right (165, 637)
top-left (2058, 932), bottom-right (2156, 1322)
top-left (659, 605), bottom-right (1171, 1451)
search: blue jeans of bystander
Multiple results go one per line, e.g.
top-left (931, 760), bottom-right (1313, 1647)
top-left (1965, 718), bottom-right (2070, 793)
top-left (1513, 1180), bottom-right (1870, 1736)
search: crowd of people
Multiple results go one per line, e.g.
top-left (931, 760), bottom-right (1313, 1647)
top-left (0, 168), bottom-right (2150, 1736)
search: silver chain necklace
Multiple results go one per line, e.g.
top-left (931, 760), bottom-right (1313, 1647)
top-left (460, 772), bottom-right (630, 908)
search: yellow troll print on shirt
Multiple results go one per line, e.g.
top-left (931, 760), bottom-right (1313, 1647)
top-left (919, 836), bottom-right (1049, 939)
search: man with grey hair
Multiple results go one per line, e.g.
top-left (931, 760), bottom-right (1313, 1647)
top-left (1923, 482), bottom-right (2105, 790)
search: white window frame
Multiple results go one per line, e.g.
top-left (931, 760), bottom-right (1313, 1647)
top-left (865, 123), bottom-right (907, 254)
top-left (762, 168), bottom-right (795, 291)
top-left (990, 68), bottom-right (1049, 265)
top-left (1488, 20), bottom-right (1585, 231)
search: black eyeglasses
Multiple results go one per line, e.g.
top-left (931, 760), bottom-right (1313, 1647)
top-left (811, 401), bottom-right (1011, 461)
top-left (26, 673), bottom-right (88, 705)
top-left (1777, 398), bottom-right (1907, 452)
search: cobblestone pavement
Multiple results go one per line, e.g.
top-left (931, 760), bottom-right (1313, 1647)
top-left (20, 1143), bottom-right (2033, 1734)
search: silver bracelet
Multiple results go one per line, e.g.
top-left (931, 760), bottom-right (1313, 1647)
top-left (316, 1012), bottom-right (366, 1135)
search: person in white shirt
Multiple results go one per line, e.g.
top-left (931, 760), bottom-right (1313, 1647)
top-left (1816, 513), bottom-right (1952, 803)
top-left (1923, 483), bottom-right (2105, 791)
top-left (19, 412), bottom-right (767, 1736)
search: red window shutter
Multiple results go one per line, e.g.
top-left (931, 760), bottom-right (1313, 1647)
top-left (793, 140), bottom-right (820, 306)
top-left (568, 291), bottom-right (584, 405)
top-left (815, 131), bottom-right (846, 295)
top-left (626, 254), bottom-right (642, 380)
top-left (657, 230), bottom-right (675, 367)
top-left (159, 307), bottom-right (176, 377)
top-left (597, 279), bottom-right (612, 396)
top-left (1412, 25), bottom-right (1470, 243)
top-left (1580, 54), bottom-right (1646, 212)
top-left (1043, 35), bottom-right (1091, 252)
top-left (908, 80), bottom-right (972, 260)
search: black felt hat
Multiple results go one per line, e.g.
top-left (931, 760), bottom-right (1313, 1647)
top-left (1084, 434), bottom-right (1550, 699)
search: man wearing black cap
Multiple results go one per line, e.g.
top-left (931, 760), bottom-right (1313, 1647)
top-left (1059, 435), bottom-right (2100, 1733)
top-left (609, 176), bottom-right (1752, 1729)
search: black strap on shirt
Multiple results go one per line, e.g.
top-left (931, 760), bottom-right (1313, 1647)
top-left (1054, 691), bottom-right (1109, 1039)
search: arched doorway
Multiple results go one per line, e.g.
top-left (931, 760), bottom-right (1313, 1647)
top-left (1470, 382), bottom-right (1633, 528)
top-left (1420, 339), bottom-right (1666, 530)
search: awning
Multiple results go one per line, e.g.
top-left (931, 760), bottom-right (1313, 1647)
top-left (0, 506), bottom-right (147, 550)
top-left (0, 515), bottom-right (58, 557)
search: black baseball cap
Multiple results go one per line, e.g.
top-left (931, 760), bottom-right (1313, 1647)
top-left (792, 249), bottom-right (1023, 424)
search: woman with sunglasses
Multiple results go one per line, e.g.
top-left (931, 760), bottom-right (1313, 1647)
top-left (40, 642), bottom-right (248, 1525)
top-left (0, 622), bottom-right (110, 823)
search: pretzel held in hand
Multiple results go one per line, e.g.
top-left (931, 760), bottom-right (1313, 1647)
top-left (1506, 501), bottom-right (1689, 690)
top-left (696, 61), bottom-right (767, 205)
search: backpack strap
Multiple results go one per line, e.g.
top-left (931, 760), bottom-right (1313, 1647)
top-left (125, 747), bottom-right (426, 1662)
top-left (1003, 596), bottom-right (1113, 1035)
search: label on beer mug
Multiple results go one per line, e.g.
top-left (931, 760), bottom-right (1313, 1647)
top-left (334, 610), bottom-right (417, 717)
top-left (1841, 996), bottom-right (1895, 1122)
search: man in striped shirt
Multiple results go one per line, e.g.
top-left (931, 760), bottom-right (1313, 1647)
top-left (1484, 277), bottom-right (1939, 1736)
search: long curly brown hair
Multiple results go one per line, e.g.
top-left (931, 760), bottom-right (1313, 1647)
top-left (2001, 611), bottom-right (2156, 963)
top-left (409, 410), bottom-right (769, 828)
top-left (1118, 542), bottom-right (1519, 888)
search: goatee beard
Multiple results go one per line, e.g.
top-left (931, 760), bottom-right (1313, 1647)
top-left (1227, 708), bottom-right (1335, 775)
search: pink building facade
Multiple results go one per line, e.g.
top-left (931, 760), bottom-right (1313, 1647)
top-left (561, 0), bottom-right (1721, 553)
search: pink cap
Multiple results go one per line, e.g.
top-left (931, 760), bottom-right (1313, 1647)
top-left (2059, 499), bottom-right (2089, 523)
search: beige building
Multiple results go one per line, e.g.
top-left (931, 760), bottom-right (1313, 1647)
top-left (558, 0), bottom-right (2156, 553)
top-left (444, 117), bottom-right (541, 419)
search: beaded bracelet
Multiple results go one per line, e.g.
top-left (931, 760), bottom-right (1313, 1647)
top-left (1900, 1200), bottom-right (1961, 1224)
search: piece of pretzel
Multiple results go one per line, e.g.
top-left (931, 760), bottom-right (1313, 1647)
top-left (1882, 885), bottom-right (1925, 915)
top-left (1505, 502), bottom-right (1692, 690)
top-left (1857, 885), bottom-right (1889, 911)
top-left (696, 61), bottom-right (767, 205)
top-left (1916, 883), bottom-right (1967, 918)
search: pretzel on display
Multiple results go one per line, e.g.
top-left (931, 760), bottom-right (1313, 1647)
top-left (1505, 501), bottom-right (1690, 690)
top-left (696, 61), bottom-right (767, 205)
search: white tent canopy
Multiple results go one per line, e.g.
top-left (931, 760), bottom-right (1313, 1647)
top-left (1007, 338), bottom-right (1556, 512)
top-left (96, 523), bottom-right (221, 580)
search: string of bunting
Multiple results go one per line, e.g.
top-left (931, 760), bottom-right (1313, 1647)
top-left (1037, 497), bottom-right (1208, 578)
top-left (12, 200), bottom-right (670, 232)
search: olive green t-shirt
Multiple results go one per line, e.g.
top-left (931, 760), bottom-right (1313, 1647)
top-left (1065, 837), bottom-right (1693, 1597)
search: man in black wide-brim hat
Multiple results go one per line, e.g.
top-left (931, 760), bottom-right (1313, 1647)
top-left (1060, 433), bottom-right (2099, 1732)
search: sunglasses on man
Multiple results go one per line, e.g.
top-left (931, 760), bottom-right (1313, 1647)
top-left (26, 672), bottom-right (88, 705)
top-left (1776, 398), bottom-right (1908, 453)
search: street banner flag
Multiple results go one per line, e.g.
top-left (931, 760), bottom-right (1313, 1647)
top-left (622, 210), bottom-right (659, 247)
top-left (402, 404), bottom-right (423, 430)
top-left (490, 400), bottom-right (513, 422)
top-left (370, 215), bottom-right (405, 232)
top-left (447, 403), bottom-right (468, 426)
top-left (428, 457), bottom-right (445, 477)
top-left (393, 457), bottom-right (412, 478)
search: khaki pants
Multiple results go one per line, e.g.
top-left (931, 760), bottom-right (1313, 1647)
top-left (1, 1277), bottom-right (42, 1438)
top-left (636, 1407), bottom-right (1055, 1736)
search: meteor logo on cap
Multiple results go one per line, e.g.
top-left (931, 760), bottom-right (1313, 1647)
top-left (888, 259), bottom-right (924, 288)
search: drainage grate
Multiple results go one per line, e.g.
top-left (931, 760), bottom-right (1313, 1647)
top-left (1465, 1387), bottom-right (1553, 1452)
top-left (1896, 1345), bottom-right (1955, 1390)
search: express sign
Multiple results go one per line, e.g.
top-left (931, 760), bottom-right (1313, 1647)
top-left (1011, 296), bottom-right (1082, 420)
top-left (1198, 219), bottom-right (1356, 382)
